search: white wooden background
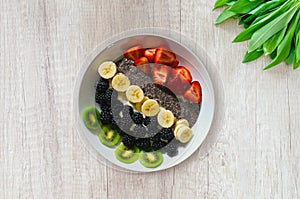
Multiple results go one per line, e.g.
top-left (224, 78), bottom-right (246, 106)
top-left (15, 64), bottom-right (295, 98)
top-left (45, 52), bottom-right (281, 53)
top-left (1, 0), bottom-right (299, 198)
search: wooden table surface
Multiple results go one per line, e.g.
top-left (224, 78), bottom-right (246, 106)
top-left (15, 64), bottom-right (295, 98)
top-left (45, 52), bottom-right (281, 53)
top-left (1, 0), bottom-right (299, 198)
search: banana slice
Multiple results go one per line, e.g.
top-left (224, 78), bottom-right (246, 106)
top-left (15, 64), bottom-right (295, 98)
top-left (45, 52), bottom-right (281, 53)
top-left (174, 124), bottom-right (185, 137)
top-left (175, 125), bottom-right (193, 143)
top-left (135, 97), bottom-right (149, 112)
top-left (141, 99), bottom-right (160, 116)
top-left (98, 61), bottom-right (117, 79)
top-left (175, 119), bottom-right (189, 127)
top-left (157, 109), bottom-right (175, 128)
top-left (126, 85), bottom-right (144, 103)
top-left (112, 73), bottom-right (130, 92)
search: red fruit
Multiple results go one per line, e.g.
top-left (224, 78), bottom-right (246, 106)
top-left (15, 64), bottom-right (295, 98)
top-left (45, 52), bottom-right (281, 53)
top-left (166, 75), bottom-right (189, 95)
top-left (151, 65), bottom-right (170, 85)
top-left (170, 60), bottom-right (179, 67)
top-left (134, 57), bottom-right (149, 66)
top-left (154, 49), bottom-right (176, 66)
top-left (183, 81), bottom-right (202, 103)
top-left (144, 49), bottom-right (156, 62)
top-left (124, 46), bottom-right (144, 61)
top-left (174, 66), bottom-right (192, 83)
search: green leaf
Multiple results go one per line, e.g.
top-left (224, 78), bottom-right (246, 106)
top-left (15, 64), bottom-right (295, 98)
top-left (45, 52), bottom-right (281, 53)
top-left (233, 0), bottom-right (296, 42)
top-left (248, 6), bottom-right (298, 52)
top-left (264, 10), bottom-right (299, 70)
top-left (242, 0), bottom-right (286, 25)
top-left (243, 49), bottom-right (263, 63)
top-left (285, 47), bottom-right (295, 65)
top-left (215, 7), bottom-right (237, 24)
top-left (229, 0), bottom-right (265, 14)
top-left (214, 0), bottom-right (236, 9)
top-left (294, 26), bottom-right (300, 69)
top-left (263, 25), bottom-right (287, 55)
top-left (270, 50), bottom-right (277, 60)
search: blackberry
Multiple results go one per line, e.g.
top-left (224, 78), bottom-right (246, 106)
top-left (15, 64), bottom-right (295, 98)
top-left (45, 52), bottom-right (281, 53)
top-left (142, 116), bottom-right (151, 126)
top-left (122, 134), bottom-right (136, 148)
top-left (96, 77), bottom-right (109, 93)
top-left (95, 92), bottom-right (106, 106)
top-left (131, 112), bottom-right (144, 124)
top-left (99, 109), bottom-right (113, 124)
top-left (152, 140), bottom-right (167, 151)
top-left (104, 88), bottom-right (114, 105)
top-left (160, 128), bottom-right (174, 141)
top-left (136, 138), bottom-right (151, 151)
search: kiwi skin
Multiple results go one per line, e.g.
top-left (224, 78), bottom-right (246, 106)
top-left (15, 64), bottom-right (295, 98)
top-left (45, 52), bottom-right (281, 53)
top-left (98, 125), bottom-right (121, 148)
top-left (82, 106), bottom-right (101, 131)
top-left (115, 144), bottom-right (140, 164)
top-left (139, 151), bottom-right (163, 168)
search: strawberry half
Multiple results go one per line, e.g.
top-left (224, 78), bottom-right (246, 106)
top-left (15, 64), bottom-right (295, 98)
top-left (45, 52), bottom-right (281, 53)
top-left (166, 75), bottom-right (189, 95)
top-left (174, 66), bottom-right (192, 83)
top-left (183, 81), bottom-right (202, 103)
top-left (170, 59), bottom-right (179, 67)
top-left (151, 65), bottom-right (170, 85)
top-left (134, 57), bottom-right (149, 66)
top-left (144, 49), bottom-right (156, 62)
top-left (154, 49), bottom-right (176, 66)
top-left (124, 46), bottom-right (144, 61)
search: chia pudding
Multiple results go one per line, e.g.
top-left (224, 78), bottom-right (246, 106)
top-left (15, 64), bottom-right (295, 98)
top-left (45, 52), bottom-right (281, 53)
top-left (116, 57), bottom-right (201, 127)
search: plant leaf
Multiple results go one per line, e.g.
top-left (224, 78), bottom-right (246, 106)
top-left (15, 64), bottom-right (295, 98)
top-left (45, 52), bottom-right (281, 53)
top-left (243, 49), bottom-right (263, 63)
top-left (232, 0), bottom-right (295, 42)
top-left (285, 47), bottom-right (295, 65)
top-left (263, 25), bottom-right (287, 55)
top-left (242, 0), bottom-right (286, 25)
top-left (248, 6), bottom-right (298, 52)
top-left (229, 0), bottom-right (265, 14)
top-left (294, 24), bottom-right (300, 69)
top-left (214, 0), bottom-right (236, 9)
top-left (215, 7), bottom-right (237, 24)
top-left (264, 10), bottom-right (299, 70)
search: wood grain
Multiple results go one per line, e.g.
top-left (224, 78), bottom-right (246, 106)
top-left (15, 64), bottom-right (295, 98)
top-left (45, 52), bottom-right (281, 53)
top-left (1, 0), bottom-right (299, 198)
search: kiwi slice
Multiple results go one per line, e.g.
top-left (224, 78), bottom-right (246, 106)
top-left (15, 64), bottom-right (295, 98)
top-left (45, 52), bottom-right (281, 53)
top-left (115, 144), bottom-right (140, 164)
top-left (82, 106), bottom-right (101, 131)
top-left (139, 151), bottom-right (163, 168)
top-left (98, 125), bottom-right (121, 148)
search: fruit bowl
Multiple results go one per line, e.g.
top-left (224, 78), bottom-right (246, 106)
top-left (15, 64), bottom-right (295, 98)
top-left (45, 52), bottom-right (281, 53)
top-left (74, 32), bottom-right (215, 172)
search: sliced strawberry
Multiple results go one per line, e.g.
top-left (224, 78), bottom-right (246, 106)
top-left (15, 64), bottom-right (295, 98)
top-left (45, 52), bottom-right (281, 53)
top-left (151, 65), bottom-right (170, 85)
top-left (154, 49), bottom-right (176, 66)
top-left (166, 75), bottom-right (189, 95)
top-left (144, 49), bottom-right (156, 62)
top-left (124, 46), bottom-right (144, 61)
top-left (136, 63), bottom-right (151, 75)
top-left (134, 57), bottom-right (149, 66)
top-left (174, 66), bottom-right (192, 83)
top-left (170, 59), bottom-right (179, 67)
top-left (183, 81), bottom-right (202, 103)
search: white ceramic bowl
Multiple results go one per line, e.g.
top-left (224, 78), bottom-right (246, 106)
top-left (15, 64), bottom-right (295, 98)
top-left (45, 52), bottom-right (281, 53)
top-left (74, 33), bottom-right (215, 172)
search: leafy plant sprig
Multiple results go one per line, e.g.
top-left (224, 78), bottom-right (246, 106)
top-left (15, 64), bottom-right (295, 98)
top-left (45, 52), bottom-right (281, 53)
top-left (214, 0), bottom-right (300, 70)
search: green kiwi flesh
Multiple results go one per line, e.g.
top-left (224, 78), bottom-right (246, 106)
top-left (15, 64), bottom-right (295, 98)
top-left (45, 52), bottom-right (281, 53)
top-left (98, 125), bottom-right (121, 148)
top-left (139, 151), bottom-right (163, 168)
top-left (115, 144), bottom-right (140, 164)
top-left (82, 106), bottom-right (101, 131)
